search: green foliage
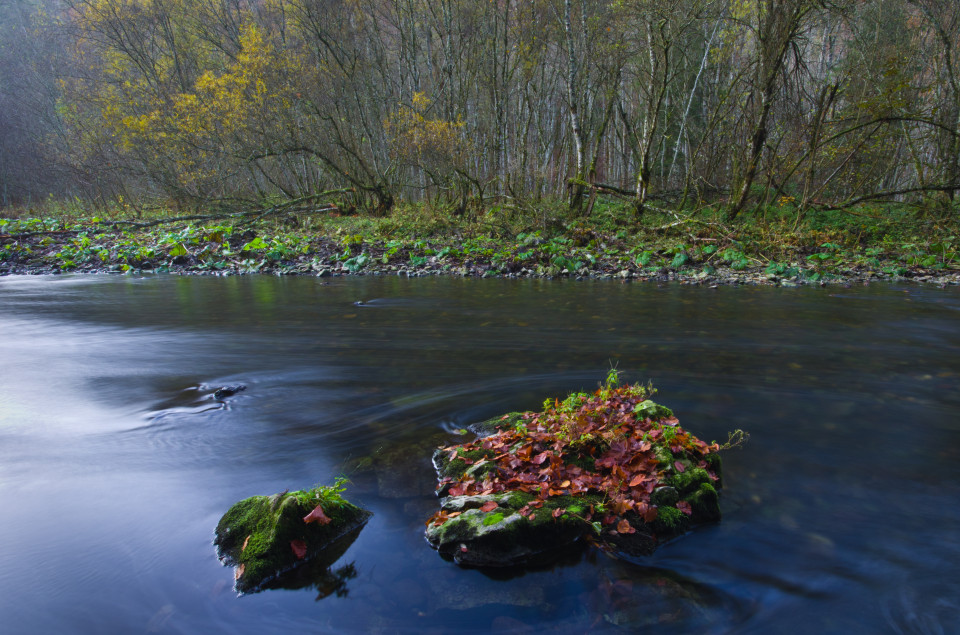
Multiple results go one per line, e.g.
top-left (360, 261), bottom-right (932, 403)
top-left (343, 253), bottom-right (370, 272)
top-left (291, 477), bottom-right (350, 509)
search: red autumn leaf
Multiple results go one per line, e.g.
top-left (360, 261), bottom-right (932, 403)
top-left (480, 501), bottom-right (498, 512)
top-left (677, 501), bottom-right (693, 516)
top-left (628, 473), bottom-right (646, 488)
top-left (290, 539), bottom-right (308, 559)
top-left (674, 460), bottom-right (686, 473)
top-left (528, 513), bottom-right (537, 521)
top-left (532, 452), bottom-right (549, 465)
top-left (552, 508), bottom-right (565, 518)
top-left (616, 518), bottom-right (636, 534)
top-left (448, 486), bottom-right (464, 497)
top-left (303, 504), bottom-right (332, 525)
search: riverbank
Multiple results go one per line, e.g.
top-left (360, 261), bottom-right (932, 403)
top-left (1, 204), bottom-right (958, 286)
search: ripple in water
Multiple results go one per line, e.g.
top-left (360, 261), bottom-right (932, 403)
top-left (883, 576), bottom-right (960, 635)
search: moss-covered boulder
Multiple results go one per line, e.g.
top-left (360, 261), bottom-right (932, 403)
top-left (426, 381), bottom-right (735, 567)
top-left (215, 479), bottom-right (371, 593)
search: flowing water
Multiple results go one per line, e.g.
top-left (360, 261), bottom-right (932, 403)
top-left (0, 274), bottom-right (958, 634)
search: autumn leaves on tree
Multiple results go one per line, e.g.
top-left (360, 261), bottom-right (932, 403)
top-left (2, 0), bottom-right (960, 216)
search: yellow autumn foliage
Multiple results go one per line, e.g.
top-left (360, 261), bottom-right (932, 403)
top-left (385, 93), bottom-right (469, 179)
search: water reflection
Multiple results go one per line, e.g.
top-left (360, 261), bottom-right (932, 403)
top-left (0, 275), bottom-right (957, 633)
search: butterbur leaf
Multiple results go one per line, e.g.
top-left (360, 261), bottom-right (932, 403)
top-left (480, 501), bottom-right (499, 512)
top-left (290, 539), bottom-right (308, 560)
top-left (303, 504), bottom-right (332, 525)
top-left (677, 501), bottom-right (692, 516)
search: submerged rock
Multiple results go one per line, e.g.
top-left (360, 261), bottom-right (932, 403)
top-left (425, 381), bottom-right (734, 567)
top-left (215, 479), bottom-right (371, 593)
top-left (213, 385), bottom-right (246, 400)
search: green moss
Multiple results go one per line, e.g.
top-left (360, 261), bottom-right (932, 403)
top-left (483, 512), bottom-right (505, 526)
top-left (653, 505), bottom-right (686, 531)
top-left (476, 411), bottom-right (526, 436)
top-left (654, 445), bottom-right (674, 466)
top-left (667, 467), bottom-right (711, 495)
top-left (687, 482), bottom-right (721, 522)
top-left (434, 446), bottom-right (498, 480)
top-left (503, 491), bottom-right (534, 508)
top-left (650, 486), bottom-right (679, 508)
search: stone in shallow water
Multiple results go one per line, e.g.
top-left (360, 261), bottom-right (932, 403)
top-left (215, 487), bottom-right (371, 593)
top-left (425, 385), bottom-right (726, 568)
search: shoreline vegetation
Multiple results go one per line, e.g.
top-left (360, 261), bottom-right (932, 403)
top-left (3, 1), bottom-right (960, 289)
top-left (1, 201), bottom-right (957, 286)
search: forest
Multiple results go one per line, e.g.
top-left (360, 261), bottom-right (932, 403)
top-left (1, 0), bottom-right (958, 225)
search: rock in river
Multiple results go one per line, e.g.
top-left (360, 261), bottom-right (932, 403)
top-left (425, 381), bottom-right (734, 567)
top-left (215, 479), bottom-right (371, 593)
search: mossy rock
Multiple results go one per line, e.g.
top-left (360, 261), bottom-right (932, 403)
top-left (426, 385), bottom-right (729, 567)
top-left (425, 493), bottom-right (594, 567)
top-left (471, 411), bottom-right (526, 437)
top-left (215, 486), bottom-right (371, 593)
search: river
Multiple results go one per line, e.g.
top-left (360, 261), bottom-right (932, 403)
top-left (0, 274), bottom-right (958, 633)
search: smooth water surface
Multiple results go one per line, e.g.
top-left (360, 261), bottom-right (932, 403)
top-left (0, 275), bottom-right (958, 633)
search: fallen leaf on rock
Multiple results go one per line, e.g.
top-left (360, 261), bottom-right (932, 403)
top-left (480, 501), bottom-right (499, 512)
top-left (235, 563), bottom-right (245, 580)
top-left (677, 501), bottom-right (692, 516)
top-left (552, 508), bottom-right (565, 518)
top-left (290, 539), bottom-right (308, 559)
top-left (303, 504), bottom-right (332, 525)
top-left (674, 460), bottom-right (686, 473)
top-left (241, 535), bottom-right (251, 552)
top-left (616, 518), bottom-right (636, 534)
